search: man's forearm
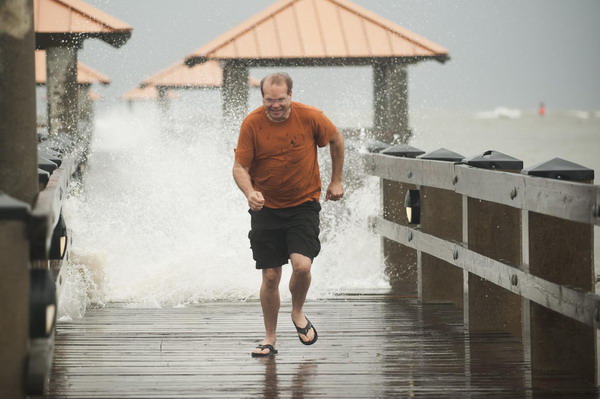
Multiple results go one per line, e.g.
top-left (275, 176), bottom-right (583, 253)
top-left (329, 131), bottom-right (345, 183)
top-left (232, 162), bottom-right (254, 197)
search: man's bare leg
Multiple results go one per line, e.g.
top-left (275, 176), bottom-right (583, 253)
top-left (289, 253), bottom-right (316, 343)
top-left (253, 267), bottom-right (282, 356)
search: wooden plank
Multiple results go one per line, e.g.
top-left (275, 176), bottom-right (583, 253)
top-left (364, 154), bottom-right (600, 225)
top-left (46, 297), bottom-right (599, 398)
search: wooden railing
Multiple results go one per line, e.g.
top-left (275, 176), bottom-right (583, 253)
top-left (28, 150), bottom-right (75, 394)
top-left (364, 147), bottom-right (599, 385)
top-left (0, 149), bottom-right (75, 395)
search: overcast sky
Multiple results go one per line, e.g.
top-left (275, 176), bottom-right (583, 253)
top-left (79, 0), bottom-right (600, 111)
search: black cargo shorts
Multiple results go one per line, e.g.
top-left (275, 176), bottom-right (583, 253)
top-left (248, 201), bottom-right (321, 269)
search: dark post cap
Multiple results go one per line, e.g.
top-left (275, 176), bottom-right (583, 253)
top-left (418, 148), bottom-right (465, 162)
top-left (381, 144), bottom-right (426, 158)
top-left (462, 150), bottom-right (523, 170)
top-left (522, 157), bottom-right (594, 181)
top-left (0, 192), bottom-right (31, 221)
top-left (38, 168), bottom-right (50, 185)
top-left (365, 140), bottom-right (390, 153)
top-left (39, 150), bottom-right (62, 167)
top-left (38, 156), bottom-right (58, 174)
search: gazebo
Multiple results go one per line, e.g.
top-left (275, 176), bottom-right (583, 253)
top-left (34, 50), bottom-right (111, 86)
top-left (139, 59), bottom-right (260, 116)
top-left (184, 0), bottom-right (449, 142)
top-left (34, 0), bottom-right (132, 137)
top-left (132, 60), bottom-right (259, 130)
top-left (120, 86), bottom-right (178, 102)
top-left (34, 49), bottom-right (110, 126)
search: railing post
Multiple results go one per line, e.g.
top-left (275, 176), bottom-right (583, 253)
top-left (462, 151), bottom-right (524, 338)
top-left (523, 158), bottom-right (597, 384)
top-left (0, 195), bottom-right (31, 398)
top-left (418, 148), bottom-right (464, 305)
top-left (380, 144), bottom-right (424, 295)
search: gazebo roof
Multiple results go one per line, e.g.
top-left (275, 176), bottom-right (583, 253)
top-left (34, 50), bottom-right (110, 85)
top-left (120, 86), bottom-right (177, 101)
top-left (34, 0), bottom-right (132, 48)
top-left (141, 60), bottom-right (260, 89)
top-left (87, 90), bottom-right (102, 101)
top-left (77, 62), bottom-right (110, 85)
top-left (186, 0), bottom-right (448, 66)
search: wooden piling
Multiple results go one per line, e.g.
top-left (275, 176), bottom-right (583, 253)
top-left (0, 3), bottom-right (37, 393)
top-left (420, 185), bottom-right (463, 305)
top-left (0, 0), bottom-right (38, 204)
top-left (0, 200), bottom-right (32, 399)
top-left (381, 179), bottom-right (418, 295)
top-left (379, 146), bottom-right (425, 296)
top-left (523, 160), bottom-right (596, 384)
top-left (462, 153), bottom-right (524, 338)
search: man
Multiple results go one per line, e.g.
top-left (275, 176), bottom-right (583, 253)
top-left (232, 72), bottom-right (345, 357)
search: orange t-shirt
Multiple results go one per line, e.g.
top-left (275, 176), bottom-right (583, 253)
top-left (235, 102), bottom-right (338, 209)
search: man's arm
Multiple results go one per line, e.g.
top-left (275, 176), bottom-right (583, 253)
top-left (325, 129), bottom-right (345, 201)
top-left (232, 160), bottom-right (265, 211)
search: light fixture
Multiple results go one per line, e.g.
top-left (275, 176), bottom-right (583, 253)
top-left (404, 189), bottom-right (420, 224)
top-left (49, 214), bottom-right (68, 260)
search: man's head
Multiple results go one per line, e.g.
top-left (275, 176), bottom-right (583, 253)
top-left (260, 72), bottom-right (293, 96)
top-left (261, 73), bottom-right (293, 122)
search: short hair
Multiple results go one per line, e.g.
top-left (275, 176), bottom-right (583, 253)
top-left (260, 72), bottom-right (293, 96)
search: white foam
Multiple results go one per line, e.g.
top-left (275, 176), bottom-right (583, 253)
top-left (474, 106), bottom-right (522, 120)
top-left (58, 100), bottom-right (386, 318)
top-left (568, 110), bottom-right (590, 119)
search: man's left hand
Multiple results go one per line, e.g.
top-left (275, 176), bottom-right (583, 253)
top-left (326, 181), bottom-right (344, 201)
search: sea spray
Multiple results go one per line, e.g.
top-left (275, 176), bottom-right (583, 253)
top-left (57, 98), bottom-right (386, 318)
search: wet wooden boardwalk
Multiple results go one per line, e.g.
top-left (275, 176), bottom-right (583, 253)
top-left (46, 295), bottom-right (599, 398)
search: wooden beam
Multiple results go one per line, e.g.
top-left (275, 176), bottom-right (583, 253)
top-left (364, 154), bottom-right (600, 225)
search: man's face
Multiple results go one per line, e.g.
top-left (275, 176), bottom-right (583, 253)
top-left (262, 81), bottom-right (292, 122)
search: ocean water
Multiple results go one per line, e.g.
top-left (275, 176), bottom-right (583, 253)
top-left (57, 93), bottom-right (600, 320)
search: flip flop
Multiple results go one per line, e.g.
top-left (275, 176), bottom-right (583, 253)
top-left (251, 344), bottom-right (278, 358)
top-left (293, 317), bottom-right (318, 345)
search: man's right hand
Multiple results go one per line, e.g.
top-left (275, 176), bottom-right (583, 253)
top-left (247, 191), bottom-right (265, 211)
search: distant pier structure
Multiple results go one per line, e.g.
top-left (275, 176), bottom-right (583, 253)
top-left (184, 0), bottom-right (449, 142)
top-left (128, 60), bottom-right (260, 131)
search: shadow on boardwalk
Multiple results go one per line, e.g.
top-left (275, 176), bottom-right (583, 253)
top-left (46, 295), bottom-right (599, 398)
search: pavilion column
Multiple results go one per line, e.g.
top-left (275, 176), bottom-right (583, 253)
top-left (78, 84), bottom-right (93, 127)
top-left (373, 59), bottom-right (411, 144)
top-left (0, 0), bottom-right (36, 397)
top-left (78, 84), bottom-right (94, 139)
top-left (46, 44), bottom-right (80, 138)
top-left (77, 84), bottom-right (94, 170)
top-left (222, 60), bottom-right (249, 131)
top-left (157, 86), bottom-right (172, 134)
